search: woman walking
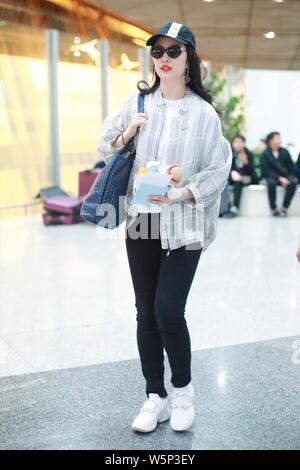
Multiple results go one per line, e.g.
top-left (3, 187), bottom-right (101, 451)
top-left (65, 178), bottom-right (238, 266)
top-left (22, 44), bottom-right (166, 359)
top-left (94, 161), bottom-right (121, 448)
top-left (98, 22), bottom-right (232, 433)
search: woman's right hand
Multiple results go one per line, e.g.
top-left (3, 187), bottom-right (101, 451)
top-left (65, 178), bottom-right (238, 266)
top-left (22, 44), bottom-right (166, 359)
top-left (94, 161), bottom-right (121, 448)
top-left (111, 112), bottom-right (148, 149)
top-left (126, 112), bottom-right (148, 138)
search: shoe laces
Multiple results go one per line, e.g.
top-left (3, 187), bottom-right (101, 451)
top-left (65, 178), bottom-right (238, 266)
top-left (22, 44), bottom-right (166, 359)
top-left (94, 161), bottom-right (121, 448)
top-left (171, 391), bottom-right (191, 410)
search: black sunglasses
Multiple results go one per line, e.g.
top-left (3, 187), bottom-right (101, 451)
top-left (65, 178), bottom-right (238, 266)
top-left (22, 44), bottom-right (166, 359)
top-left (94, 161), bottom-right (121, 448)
top-left (150, 45), bottom-right (185, 59)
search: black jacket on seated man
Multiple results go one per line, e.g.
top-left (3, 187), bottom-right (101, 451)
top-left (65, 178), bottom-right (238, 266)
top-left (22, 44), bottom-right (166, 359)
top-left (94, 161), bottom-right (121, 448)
top-left (227, 147), bottom-right (259, 212)
top-left (260, 146), bottom-right (298, 213)
top-left (229, 147), bottom-right (259, 184)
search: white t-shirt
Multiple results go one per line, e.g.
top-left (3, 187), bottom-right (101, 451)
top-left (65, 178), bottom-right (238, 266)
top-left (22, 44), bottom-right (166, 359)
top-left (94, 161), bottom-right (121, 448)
top-left (135, 97), bottom-right (184, 214)
top-left (157, 97), bottom-right (185, 172)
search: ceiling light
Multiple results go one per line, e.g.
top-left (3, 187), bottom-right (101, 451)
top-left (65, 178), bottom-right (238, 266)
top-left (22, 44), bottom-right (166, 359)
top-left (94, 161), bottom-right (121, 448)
top-left (73, 51), bottom-right (81, 57)
top-left (203, 0), bottom-right (215, 2)
top-left (73, 36), bottom-right (81, 45)
top-left (264, 31), bottom-right (276, 39)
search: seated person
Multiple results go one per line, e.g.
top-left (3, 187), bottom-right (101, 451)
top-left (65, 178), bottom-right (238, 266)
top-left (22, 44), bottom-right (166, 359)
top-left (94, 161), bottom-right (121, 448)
top-left (294, 152), bottom-right (300, 183)
top-left (260, 132), bottom-right (298, 217)
top-left (227, 135), bottom-right (259, 217)
top-left (219, 182), bottom-right (232, 218)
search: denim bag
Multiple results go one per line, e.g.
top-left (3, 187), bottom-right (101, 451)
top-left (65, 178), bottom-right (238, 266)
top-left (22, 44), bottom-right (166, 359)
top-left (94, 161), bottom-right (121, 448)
top-left (80, 93), bottom-right (144, 228)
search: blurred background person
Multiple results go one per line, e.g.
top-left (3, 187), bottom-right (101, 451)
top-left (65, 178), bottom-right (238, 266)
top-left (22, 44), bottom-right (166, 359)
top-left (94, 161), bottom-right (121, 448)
top-left (260, 132), bottom-right (298, 217)
top-left (294, 151), bottom-right (300, 184)
top-left (227, 134), bottom-right (259, 217)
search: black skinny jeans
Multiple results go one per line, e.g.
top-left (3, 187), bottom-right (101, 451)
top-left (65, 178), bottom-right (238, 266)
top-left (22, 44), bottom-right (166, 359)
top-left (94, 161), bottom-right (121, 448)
top-left (232, 181), bottom-right (250, 209)
top-left (125, 212), bottom-right (202, 398)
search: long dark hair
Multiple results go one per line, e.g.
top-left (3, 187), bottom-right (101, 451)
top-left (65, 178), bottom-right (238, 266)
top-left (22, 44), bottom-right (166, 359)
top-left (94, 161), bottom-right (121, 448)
top-left (137, 45), bottom-right (222, 117)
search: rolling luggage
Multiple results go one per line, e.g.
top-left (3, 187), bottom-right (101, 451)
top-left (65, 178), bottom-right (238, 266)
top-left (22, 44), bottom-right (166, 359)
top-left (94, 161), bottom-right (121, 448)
top-left (35, 185), bottom-right (70, 201)
top-left (42, 211), bottom-right (82, 225)
top-left (42, 195), bottom-right (83, 226)
top-left (43, 196), bottom-right (82, 215)
top-left (78, 169), bottom-right (101, 198)
top-left (38, 172), bottom-right (102, 226)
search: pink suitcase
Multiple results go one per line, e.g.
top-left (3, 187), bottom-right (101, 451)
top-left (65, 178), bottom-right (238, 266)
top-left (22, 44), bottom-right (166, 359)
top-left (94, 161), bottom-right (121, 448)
top-left (79, 169), bottom-right (101, 197)
top-left (42, 212), bottom-right (82, 225)
top-left (43, 196), bottom-right (82, 215)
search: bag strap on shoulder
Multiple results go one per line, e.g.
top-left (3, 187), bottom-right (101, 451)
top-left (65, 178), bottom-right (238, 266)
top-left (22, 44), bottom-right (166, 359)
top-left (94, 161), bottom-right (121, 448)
top-left (123, 93), bottom-right (145, 152)
top-left (137, 93), bottom-right (145, 113)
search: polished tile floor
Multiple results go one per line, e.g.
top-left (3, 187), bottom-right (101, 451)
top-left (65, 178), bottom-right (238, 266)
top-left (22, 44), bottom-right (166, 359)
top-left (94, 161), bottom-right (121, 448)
top-left (1, 336), bottom-right (300, 450)
top-left (0, 213), bottom-right (300, 449)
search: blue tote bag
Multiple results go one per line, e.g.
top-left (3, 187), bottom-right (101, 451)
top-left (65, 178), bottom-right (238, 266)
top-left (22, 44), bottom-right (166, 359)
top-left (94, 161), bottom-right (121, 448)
top-left (80, 93), bottom-right (145, 229)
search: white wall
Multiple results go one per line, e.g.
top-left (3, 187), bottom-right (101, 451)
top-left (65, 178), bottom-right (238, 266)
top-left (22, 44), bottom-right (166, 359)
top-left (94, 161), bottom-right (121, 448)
top-left (245, 69), bottom-right (300, 160)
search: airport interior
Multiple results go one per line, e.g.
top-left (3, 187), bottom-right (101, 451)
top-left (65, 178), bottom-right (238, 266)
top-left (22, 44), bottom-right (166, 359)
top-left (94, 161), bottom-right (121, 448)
top-left (0, 0), bottom-right (300, 452)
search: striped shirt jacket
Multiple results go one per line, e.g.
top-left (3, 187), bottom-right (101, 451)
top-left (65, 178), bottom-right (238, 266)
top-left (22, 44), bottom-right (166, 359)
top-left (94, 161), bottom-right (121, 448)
top-left (97, 86), bottom-right (232, 252)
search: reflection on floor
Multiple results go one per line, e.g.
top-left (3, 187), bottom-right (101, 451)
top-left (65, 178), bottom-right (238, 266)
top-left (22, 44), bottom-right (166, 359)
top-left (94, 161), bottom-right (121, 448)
top-left (1, 335), bottom-right (300, 450)
top-left (0, 214), bottom-right (299, 376)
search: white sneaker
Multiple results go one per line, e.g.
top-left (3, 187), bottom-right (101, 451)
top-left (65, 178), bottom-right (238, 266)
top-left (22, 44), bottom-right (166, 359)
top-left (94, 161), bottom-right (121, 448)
top-left (170, 383), bottom-right (195, 431)
top-left (132, 393), bottom-right (171, 433)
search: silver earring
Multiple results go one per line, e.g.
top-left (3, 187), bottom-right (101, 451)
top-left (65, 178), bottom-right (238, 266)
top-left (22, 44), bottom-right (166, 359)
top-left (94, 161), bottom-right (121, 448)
top-left (184, 67), bottom-right (190, 84)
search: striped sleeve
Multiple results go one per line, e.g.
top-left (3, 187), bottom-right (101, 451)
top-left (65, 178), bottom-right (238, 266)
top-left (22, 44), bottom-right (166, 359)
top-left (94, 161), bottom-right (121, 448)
top-left (185, 110), bottom-right (232, 209)
top-left (97, 93), bottom-right (137, 165)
